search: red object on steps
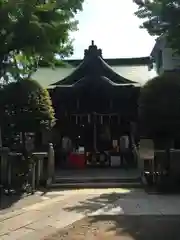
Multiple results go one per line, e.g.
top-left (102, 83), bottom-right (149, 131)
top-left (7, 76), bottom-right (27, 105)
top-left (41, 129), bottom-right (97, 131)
top-left (69, 153), bottom-right (86, 169)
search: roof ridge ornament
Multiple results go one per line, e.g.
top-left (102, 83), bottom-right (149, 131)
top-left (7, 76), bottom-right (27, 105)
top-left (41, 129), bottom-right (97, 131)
top-left (84, 40), bottom-right (102, 58)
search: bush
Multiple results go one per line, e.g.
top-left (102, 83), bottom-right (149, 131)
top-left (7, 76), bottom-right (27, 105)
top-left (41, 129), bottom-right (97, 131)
top-left (139, 71), bottom-right (180, 141)
top-left (1, 79), bottom-right (55, 144)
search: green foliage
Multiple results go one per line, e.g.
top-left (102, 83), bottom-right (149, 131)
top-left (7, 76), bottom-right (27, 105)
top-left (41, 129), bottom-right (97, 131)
top-left (0, 0), bottom-right (84, 83)
top-left (134, 0), bottom-right (180, 54)
top-left (2, 79), bottom-right (55, 132)
top-left (139, 71), bottom-right (180, 138)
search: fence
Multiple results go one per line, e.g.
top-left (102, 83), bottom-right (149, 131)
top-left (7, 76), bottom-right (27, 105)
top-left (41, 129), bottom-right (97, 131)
top-left (0, 143), bottom-right (55, 194)
top-left (138, 138), bottom-right (180, 187)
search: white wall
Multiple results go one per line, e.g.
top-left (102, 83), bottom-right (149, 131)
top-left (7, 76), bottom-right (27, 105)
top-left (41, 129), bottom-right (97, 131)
top-left (162, 48), bottom-right (180, 72)
top-left (153, 35), bottom-right (180, 74)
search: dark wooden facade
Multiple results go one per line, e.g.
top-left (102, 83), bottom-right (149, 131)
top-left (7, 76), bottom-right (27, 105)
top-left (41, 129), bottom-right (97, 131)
top-left (50, 41), bottom-right (141, 151)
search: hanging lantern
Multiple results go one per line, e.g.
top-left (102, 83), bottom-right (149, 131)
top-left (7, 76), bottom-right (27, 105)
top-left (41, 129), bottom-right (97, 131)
top-left (100, 115), bottom-right (103, 124)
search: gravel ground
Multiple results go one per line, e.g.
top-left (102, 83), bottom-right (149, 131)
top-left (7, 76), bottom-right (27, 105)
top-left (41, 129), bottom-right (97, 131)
top-left (44, 215), bottom-right (180, 240)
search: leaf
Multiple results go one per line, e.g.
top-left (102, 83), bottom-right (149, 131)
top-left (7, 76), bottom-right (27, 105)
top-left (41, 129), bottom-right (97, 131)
top-left (134, 0), bottom-right (180, 53)
top-left (0, 0), bottom-right (84, 82)
top-left (2, 79), bottom-right (55, 131)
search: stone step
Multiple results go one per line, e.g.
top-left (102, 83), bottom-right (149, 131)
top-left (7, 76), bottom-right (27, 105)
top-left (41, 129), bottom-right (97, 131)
top-left (51, 181), bottom-right (141, 189)
top-left (54, 176), bottom-right (141, 184)
top-left (51, 176), bottom-right (142, 189)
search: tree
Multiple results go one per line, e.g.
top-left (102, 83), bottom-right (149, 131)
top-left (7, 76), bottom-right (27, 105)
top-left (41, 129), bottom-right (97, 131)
top-left (0, 0), bottom-right (84, 84)
top-left (1, 79), bottom-right (55, 147)
top-left (134, 0), bottom-right (180, 54)
top-left (139, 71), bottom-right (180, 147)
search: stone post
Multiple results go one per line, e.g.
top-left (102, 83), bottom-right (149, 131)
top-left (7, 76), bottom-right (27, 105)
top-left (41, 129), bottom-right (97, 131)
top-left (46, 143), bottom-right (55, 187)
top-left (138, 139), bottom-right (154, 182)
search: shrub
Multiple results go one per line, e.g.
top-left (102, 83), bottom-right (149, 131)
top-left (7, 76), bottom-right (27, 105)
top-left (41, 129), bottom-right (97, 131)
top-left (139, 71), bottom-right (180, 142)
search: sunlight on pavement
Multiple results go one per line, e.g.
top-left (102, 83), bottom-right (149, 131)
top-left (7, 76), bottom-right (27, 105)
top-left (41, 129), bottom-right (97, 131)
top-left (59, 188), bottom-right (132, 194)
top-left (38, 188), bottom-right (133, 198)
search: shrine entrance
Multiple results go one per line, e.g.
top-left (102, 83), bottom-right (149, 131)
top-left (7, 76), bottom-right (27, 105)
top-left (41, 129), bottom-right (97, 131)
top-left (51, 41), bottom-right (140, 170)
top-left (53, 112), bottom-right (136, 169)
top-left (70, 112), bottom-right (122, 152)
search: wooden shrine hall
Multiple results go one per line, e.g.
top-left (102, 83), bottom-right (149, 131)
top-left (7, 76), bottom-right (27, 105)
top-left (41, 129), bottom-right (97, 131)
top-left (50, 41), bottom-right (142, 168)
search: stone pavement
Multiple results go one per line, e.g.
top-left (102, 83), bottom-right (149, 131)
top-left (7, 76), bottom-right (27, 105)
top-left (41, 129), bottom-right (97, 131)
top-left (0, 190), bottom-right (67, 215)
top-left (1, 188), bottom-right (180, 239)
top-left (0, 188), bottom-right (130, 239)
top-left (90, 191), bottom-right (180, 216)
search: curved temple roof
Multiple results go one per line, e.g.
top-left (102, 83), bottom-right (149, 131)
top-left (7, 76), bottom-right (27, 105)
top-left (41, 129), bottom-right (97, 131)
top-left (51, 41), bottom-right (139, 87)
top-left (73, 76), bottom-right (135, 88)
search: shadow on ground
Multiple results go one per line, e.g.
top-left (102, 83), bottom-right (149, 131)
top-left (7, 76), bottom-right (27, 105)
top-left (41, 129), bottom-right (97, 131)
top-left (0, 192), bottom-right (22, 211)
top-left (46, 215), bottom-right (180, 240)
top-left (0, 188), bottom-right (64, 213)
top-left (63, 189), bottom-right (137, 214)
top-left (89, 215), bottom-right (180, 239)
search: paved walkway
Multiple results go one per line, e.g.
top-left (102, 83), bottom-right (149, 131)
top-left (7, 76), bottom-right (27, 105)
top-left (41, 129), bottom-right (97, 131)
top-left (0, 190), bottom-right (66, 215)
top-left (90, 192), bottom-right (180, 216)
top-left (0, 188), bottom-right (129, 239)
top-left (1, 188), bottom-right (180, 239)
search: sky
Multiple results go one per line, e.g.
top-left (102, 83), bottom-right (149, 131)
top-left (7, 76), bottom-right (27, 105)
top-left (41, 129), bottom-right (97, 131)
top-left (70, 0), bottom-right (156, 59)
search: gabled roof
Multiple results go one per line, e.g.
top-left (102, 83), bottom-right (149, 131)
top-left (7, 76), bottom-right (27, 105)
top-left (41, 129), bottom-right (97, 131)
top-left (51, 41), bottom-right (139, 86)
